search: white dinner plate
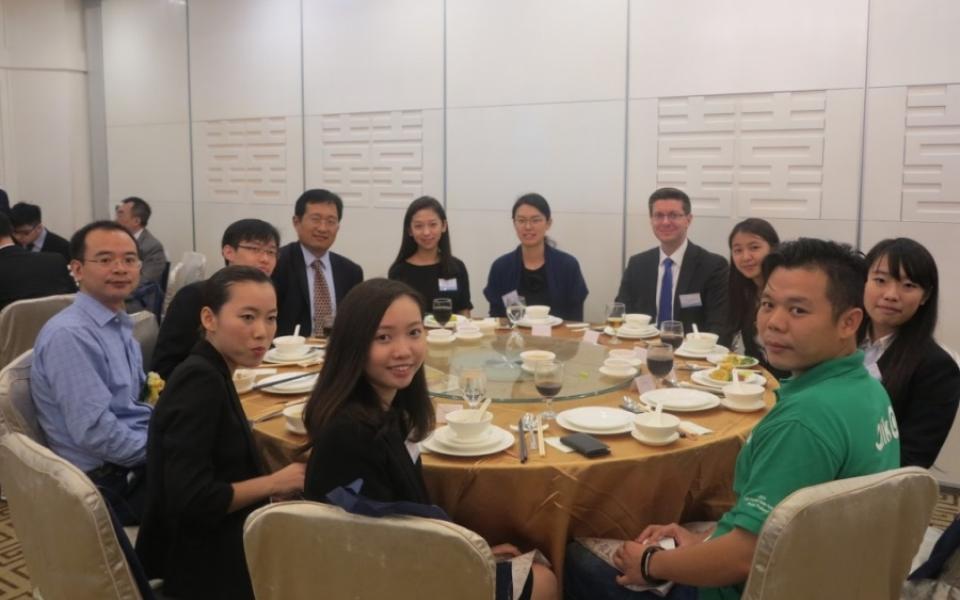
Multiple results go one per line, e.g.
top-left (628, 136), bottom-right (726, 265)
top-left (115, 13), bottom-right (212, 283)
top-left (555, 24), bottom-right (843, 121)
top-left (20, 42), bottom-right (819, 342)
top-left (421, 426), bottom-right (515, 457)
top-left (691, 369), bottom-right (767, 390)
top-left (262, 348), bottom-right (323, 364)
top-left (631, 429), bottom-right (680, 447)
top-left (516, 315), bottom-right (564, 328)
top-left (432, 425), bottom-right (500, 448)
top-left (604, 326), bottom-right (660, 340)
top-left (674, 344), bottom-right (729, 359)
top-left (556, 412), bottom-right (634, 435)
top-left (639, 388), bottom-right (720, 412)
top-left (705, 352), bottom-right (760, 368)
top-left (561, 407), bottom-right (635, 431)
top-left (718, 397), bottom-right (767, 413)
top-left (598, 366), bottom-right (639, 379)
top-left (257, 372), bottom-right (319, 395)
top-left (425, 314), bottom-right (465, 329)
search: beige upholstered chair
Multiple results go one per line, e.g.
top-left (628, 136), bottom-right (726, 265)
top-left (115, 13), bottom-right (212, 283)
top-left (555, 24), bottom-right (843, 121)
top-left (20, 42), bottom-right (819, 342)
top-left (244, 501), bottom-right (497, 600)
top-left (0, 350), bottom-right (45, 444)
top-left (161, 251), bottom-right (206, 317)
top-left (131, 311), bottom-right (160, 371)
top-left (0, 293), bottom-right (75, 369)
top-left (742, 467), bottom-right (938, 600)
top-left (0, 432), bottom-right (145, 599)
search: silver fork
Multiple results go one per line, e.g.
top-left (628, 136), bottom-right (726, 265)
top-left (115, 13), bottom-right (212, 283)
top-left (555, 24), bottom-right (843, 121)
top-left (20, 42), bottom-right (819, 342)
top-left (522, 412), bottom-right (537, 448)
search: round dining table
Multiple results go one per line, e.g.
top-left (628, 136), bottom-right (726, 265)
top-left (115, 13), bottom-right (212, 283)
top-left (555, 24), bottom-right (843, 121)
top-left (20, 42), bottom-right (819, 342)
top-left (240, 323), bottom-right (777, 581)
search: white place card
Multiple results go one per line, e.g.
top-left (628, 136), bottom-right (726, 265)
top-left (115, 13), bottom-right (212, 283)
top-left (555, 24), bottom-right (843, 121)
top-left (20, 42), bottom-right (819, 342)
top-left (634, 374), bottom-right (657, 395)
top-left (532, 324), bottom-right (552, 337)
top-left (582, 329), bottom-right (601, 345)
top-left (545, 436), bottom-right (575, 453)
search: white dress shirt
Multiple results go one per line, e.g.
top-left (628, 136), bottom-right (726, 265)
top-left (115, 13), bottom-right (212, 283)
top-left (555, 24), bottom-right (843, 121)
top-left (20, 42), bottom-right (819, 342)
top-left (655, 238), bottom-right (688, 316)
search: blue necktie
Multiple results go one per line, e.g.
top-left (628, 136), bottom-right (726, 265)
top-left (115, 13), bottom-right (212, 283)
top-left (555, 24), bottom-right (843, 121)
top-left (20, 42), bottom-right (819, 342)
top-left (658, 257), bottom-right (673, 325)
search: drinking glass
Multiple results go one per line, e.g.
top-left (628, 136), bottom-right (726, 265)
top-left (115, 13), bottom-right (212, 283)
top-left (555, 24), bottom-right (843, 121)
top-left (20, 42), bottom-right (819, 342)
top-left (646, 343), bottom-right (674, 386)
top-left (461, 369), bottom-right (487, 409)
top-left (506, 296), bottom-right (527, 329)
top-left (534, 360), bottom-right (564, 420)
top-left (659, 320), bottom-right (684, 350)
top-left (432, 298), bottom-right (453, 328)
top-left (605, 302), bottom-right (626, 345)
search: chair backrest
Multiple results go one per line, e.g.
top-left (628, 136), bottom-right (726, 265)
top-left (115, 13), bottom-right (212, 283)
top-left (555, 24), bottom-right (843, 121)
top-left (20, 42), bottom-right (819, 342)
top-left (0, 432), bottom-right (144, 599)
top-left (161, 261), bottom-right (182, 317)
top-left (130, 311), bottom-right (159, 371)
top-left (0, 293), bottom-right (75, 369)
top-left (741, 467), bottom-right (938, 600)
top-left (0, 350), bottom-right (46, 444)
top-left (243, 501), bottom-right (497, 600)
top-left (177, 251), bottom-right (206, 288)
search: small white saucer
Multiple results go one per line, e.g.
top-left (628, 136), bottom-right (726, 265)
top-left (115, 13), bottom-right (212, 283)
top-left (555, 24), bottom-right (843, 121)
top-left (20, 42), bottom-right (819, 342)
top-left (631, 429), bottom-right (680, 447)
top-left (427, 335), bottom-right (456, 345)
top-left (719, 397), bottom-right (767, 413)
top-left (599, 366), bottom-right (639, 378)
top-left (263, 348), bottom-right (323, 364)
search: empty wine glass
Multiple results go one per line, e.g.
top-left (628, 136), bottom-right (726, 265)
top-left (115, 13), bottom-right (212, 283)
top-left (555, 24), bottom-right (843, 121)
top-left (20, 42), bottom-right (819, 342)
top-left (646, 343), bottom-right (674, 387)
top-left (534, 360), bottom-right (563, 420)
top-left (461, 369), bottom-right (487, 409)
top-left (605, 302), bottom-right (626, 345)
top-left (506, 296), bottom-right (526, 329)
top-left (432, 297), bottom-right (453, 328)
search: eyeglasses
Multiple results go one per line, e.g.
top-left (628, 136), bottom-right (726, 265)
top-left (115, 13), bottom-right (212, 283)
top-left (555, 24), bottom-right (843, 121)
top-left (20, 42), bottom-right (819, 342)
top-left (12, 224), bottom-right (39, 237)
top-left (651, 212), bottom-right (688, 222)
top-left (514, 217), bottom-right (546, 227)
top-left (82, 255), bottom-right (142, 269)
top-left (303, 215), bottom-right (339, 227)
top-left (237, 244), bottom-right (279, 258)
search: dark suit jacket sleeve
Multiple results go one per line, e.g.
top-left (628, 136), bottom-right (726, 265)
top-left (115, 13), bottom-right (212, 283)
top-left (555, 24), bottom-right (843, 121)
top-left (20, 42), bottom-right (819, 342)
top-left (615, 254), bottom-right (653, 314)
top-left (152, 283), bottom-right (202, 379)
top-left (700, 253), bottom-right (731, 344)
top-left (895, 343), bottom-right (960, 468)
top-left (305, 419), bottom-right (399, 502)
top-left (42, 231), bottom-right (72, 262)
top-left (139, 230), bottom-right (167, 286)
top-left (332, 254), bottom-right (363, 305)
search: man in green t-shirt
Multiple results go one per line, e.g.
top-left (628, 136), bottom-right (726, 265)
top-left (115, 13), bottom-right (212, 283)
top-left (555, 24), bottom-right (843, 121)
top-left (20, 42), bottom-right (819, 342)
top-left (565, 239), bottom-right (901, 600)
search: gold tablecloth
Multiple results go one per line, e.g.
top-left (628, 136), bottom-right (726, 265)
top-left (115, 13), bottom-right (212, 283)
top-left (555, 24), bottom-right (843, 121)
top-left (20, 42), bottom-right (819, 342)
top-left (241, 330), bottom-right (774, 576)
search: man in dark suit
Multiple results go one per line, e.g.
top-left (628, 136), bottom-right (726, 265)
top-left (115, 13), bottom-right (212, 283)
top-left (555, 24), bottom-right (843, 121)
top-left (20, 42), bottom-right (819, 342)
top-left (273, 189), bottom-right (363, 336)
top-left (616, 187), bottom-right (729, 342)
top-left (9, 202), bottom-right (72, 262)
top-left (0, 212), bottom-right (76, 312)
top-left (115, 197), bottom-right (167, 287)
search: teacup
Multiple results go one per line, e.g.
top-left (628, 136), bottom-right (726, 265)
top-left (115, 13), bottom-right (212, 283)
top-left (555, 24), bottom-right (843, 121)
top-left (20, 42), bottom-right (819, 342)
top-left (684, 332), bottom-right (719, 352)
top-left (445, 409), bottom-right (494, 441)
top-left (634, 412), bottom-right (681, 442)
top-left (520, 350), bottom-right (556, 371)
top-left (525, 305), bottom-right (551, 321)
top-left (624, 313), bottom-right (652, 328)
top-left (273, 335), bottom-right (308, 357)
top-left (722, 383), bottom-right (765, 408)
top-left (428, 329), bottom-right (455, 342)
top-left (473, 318), bottom-right (498, 335)
top-left (602, 358), bottom-right (634, 375)
top-left (607, 349), bottom-right (639, 362)
top-left (232, 369), bottom-right (257, 394)
top-left (282, 403), bottom-right (306, 435)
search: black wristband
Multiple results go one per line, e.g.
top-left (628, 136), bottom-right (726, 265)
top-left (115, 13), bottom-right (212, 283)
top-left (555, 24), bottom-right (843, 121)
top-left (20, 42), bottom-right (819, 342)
top-left (640, 545), bottom-right (667, 586)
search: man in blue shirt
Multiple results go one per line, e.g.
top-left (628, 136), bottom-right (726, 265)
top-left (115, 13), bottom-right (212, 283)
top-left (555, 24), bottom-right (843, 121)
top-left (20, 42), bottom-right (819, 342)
top-left (32, 220), bottom-right (153, 525)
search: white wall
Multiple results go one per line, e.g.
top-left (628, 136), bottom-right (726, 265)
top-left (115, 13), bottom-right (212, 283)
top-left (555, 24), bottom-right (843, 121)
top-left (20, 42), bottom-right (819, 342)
top-left (91, 0), bottom-right (960, 347)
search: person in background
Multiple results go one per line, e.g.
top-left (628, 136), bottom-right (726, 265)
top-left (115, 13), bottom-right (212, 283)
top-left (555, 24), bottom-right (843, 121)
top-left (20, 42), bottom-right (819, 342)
top-left (389, 196), bottom-right (472, 316)
top-left (115, 196), bottom-right (167, 287)
top-left (0, 212), bottom-right (75, 312)
top-left (303, 278), bottom-right (558, 600)
top-left (9, 202), bottom-right (71, 261)
top-left (615, 187), bottom-right (728, 342)
top-left (725, 218), bottom-right (787, 378)
top-left (861, 237), bottom-right (960, 468)
top-left (152, 219), bottom-right (280, 379)
top-left (137, 266), bottom-right (305, 600)
top-left (31, 221), bottom-right (152, 525)
top-left (484, 193), bottom-right (588, 321)
top-left (273, 188), bottom-right (363, 336)
top-left (0, 188), bottom-right (9, 217)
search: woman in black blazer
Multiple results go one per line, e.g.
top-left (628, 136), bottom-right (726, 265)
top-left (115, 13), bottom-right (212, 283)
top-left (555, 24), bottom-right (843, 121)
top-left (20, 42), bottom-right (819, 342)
top-left (136, 266), bottom-right (305, 600)
top-left (862, 238), bottom-right (960, 468)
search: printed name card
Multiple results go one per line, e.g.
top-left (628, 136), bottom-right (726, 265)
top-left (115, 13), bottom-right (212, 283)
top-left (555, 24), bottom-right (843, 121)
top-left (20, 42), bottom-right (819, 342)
top-left (582, 330), bottom-right (601, 345)
top-left (532, 324), bottom-right (552, 337)
top-left (634, 374), bottom-right (657, 395)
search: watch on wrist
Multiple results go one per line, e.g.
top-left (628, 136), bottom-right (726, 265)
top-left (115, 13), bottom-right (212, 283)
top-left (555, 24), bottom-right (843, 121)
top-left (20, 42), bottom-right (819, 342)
top-left (640, 545), bottom-right (667, 586)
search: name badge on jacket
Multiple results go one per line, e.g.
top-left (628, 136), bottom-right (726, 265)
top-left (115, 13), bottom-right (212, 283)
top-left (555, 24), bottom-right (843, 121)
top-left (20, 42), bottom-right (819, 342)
top-left (438, 278), bottom-right (458, 292)
top-left (679, 293), bottom-right (702, 309)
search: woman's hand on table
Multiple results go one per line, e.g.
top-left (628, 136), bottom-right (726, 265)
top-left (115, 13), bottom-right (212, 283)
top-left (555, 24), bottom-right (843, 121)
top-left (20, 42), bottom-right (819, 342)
top-left (269, 461), bottom-right (306, 496)
top-left (634, 522), bottom-right (705, 548)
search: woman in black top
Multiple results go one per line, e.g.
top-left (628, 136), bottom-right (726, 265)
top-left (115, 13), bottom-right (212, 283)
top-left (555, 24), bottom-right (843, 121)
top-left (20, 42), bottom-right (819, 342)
top-left (861, 238), bottom-right (960, 468)
top-left (302, 278), bottom-right (557, 600)
top-left (389, 196), bottom-right (472, 316)
top-left (136, 266), bottom-right (305, 600)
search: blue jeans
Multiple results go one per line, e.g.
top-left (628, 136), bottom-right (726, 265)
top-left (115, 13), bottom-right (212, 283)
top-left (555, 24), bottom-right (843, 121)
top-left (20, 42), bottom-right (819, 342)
top-left (564, 541), bottom-right (698, 600)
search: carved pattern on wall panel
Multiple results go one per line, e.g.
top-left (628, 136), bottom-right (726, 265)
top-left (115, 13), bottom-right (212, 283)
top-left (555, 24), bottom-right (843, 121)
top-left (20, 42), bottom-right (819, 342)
top-left (317, 110), bottom-right (423, 207)
top-left (201, 117), bottom-right (288, 203)
top-left (902, 84), bottom-right (960, 221)
top-left (657, 91), bottom-right (826, 219)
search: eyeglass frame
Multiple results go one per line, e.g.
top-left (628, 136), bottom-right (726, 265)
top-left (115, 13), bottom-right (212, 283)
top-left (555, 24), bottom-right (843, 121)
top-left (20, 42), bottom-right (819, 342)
top-left (650, 211), bottom-right (689, 223)
top-left (235, 244), bottom-right (279, 258)
top-left (79, 254), bottom-right (143, 269)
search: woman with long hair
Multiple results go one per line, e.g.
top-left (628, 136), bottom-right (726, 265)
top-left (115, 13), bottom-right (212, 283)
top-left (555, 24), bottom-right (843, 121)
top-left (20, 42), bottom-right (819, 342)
top-left (137, 266), bottom-right (306, 599)
top-left (483, 193), bottom-right (588, 321)
top-left (861, 238), bottom-right (959, 468)
top-left (725, 218), bottom-right (786, 377)
top-left (389, 196), bottom-right (473, 316)
top-left (303, 278), bottom-right (557, 600)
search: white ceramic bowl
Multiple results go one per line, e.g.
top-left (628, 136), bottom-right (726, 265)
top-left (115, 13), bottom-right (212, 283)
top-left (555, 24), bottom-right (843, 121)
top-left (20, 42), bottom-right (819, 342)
top-left (685, 332), bottom-right (719, 352)
top-left (273, 335), bottom-right (308, 357)
top-left (525, 305), bottom-right (551, 320)
top-left (282, 403), bottom-right (306, 434)
top-left (232, 369), bottom-right (257, 394)
top-left (519, 350), bottom-right (556, 367)
top-left (625, 313), bottom-right (652, 327)
top-left (634, 412), bottom-right (681, 441)
top-left (722, 383), bottom-right (765, 408)
top-left (607, 349), bottom-right (638, 361)
top-left (602, 358), bottom-right (634, 374)
top-left (445, 409), bottom-right (494, 441)
top-left (427, 329), bottom-right (455, 341)
top-left (473, 318), bottom-right (498, 334)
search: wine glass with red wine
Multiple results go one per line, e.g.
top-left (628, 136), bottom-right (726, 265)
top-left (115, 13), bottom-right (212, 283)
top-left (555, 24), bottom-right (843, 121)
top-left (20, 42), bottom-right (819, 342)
top-left (534, 360), bottom-right (564, 420)
top-left (432, 298), bottom-right (453, 328)
top-left (646, 343), bottom-right (674, 386)
top-left (659, 320), bottom-right (684, 350)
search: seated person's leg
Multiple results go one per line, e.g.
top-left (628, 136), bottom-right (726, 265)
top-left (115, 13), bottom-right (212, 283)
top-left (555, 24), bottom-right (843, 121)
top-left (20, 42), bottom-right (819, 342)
top-left (563, 541), bottom-right (696, 600)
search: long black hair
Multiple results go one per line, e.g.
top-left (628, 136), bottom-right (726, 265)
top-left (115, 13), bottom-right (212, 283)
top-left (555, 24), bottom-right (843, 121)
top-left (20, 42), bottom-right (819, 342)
top-left (727, 218), bottom-right (780, 335)
top-left (390, 196), bottom-right (457, 278)
top-left (862, 238), bottom-right (939, 408)
top-left (303, 278), bottom-right (434, 446)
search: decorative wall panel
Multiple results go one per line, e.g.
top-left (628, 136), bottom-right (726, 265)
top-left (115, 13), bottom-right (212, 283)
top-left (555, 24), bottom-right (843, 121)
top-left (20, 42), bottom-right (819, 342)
top-left (198, 117), bottom-right (290, 203)
top-left (902, 84), bottom-right (960, 221)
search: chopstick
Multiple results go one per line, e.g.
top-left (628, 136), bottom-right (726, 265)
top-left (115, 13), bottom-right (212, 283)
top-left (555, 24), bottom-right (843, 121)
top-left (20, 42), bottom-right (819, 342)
top-left (536, 415), bottom-right (546, 457)
top-left (252, 371), bottom-right (317, 391)
top-left (518, 418), bottom-right (528, 463)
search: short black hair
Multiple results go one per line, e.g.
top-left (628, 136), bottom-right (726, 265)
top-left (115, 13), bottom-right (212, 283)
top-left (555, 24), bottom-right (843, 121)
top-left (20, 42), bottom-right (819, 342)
top-left (9, 202), bottom-right (41, 227)
top-left (122, 197), bottom-right (152, 227)
top-left (221, 219), bottom-right (281, 249)
top-left (0, 212), bottom-right (12, 238)
top-left (762, 238), bottom-right (866, 319)
top-left (511, 193), bottom-right (552, 221)
top-left (294, 189), bottom-right (343, 221)
top-left (201, 265), bottom-right (274, 315)
top-left (69, 220), bottom-right (140, 262)
top-left (648, 187), bottom-right (691, 216)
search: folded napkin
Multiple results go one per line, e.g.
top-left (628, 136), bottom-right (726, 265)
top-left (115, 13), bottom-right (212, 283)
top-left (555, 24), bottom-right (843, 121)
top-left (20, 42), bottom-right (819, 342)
top-left (545, 436), bottom-right (575, 453)
top-left (679, 421), bottom-right (713, 436)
